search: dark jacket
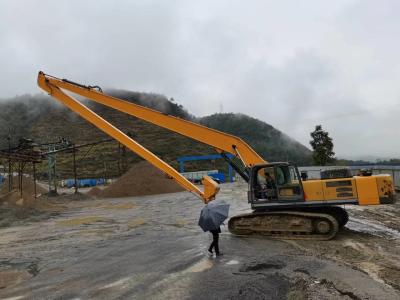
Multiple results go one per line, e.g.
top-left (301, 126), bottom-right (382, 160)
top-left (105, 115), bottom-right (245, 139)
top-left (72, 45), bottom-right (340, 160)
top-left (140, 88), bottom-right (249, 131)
top-left (210, 227), bottom-right (221, 234)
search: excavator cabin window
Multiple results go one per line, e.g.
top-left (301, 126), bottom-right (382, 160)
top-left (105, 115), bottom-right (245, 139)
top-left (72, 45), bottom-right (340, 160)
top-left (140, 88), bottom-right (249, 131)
top-left (256, 167), bottom-right (277, 200)
top-left (251, 164), bottom-right (304, 203)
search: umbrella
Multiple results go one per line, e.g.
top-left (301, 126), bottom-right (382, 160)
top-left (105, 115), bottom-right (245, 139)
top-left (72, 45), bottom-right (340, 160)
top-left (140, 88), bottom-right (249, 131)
top-left (198, 200), bottom-right (230, 232)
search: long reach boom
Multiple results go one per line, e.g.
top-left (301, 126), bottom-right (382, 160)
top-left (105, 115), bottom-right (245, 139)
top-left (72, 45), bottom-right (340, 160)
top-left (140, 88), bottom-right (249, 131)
top-left (37, 72), bottom-right (265, 202)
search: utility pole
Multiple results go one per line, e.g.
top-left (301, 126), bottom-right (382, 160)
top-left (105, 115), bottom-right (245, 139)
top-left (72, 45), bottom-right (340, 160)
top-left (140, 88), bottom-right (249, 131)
top-left (33, 162), bottom-right (37, 199)
top-left (103, 161), bottom-right (107, 184)
top-left (18, 162), bottom-right (22, 199)
top-left (73, 144), bottom-right (78, 194)
top-left (7, 130), bottom-right (11, 192)
top-left (118, 142), bottom-right (121, 176)
top-left (48, 153), bottom-right (58, 196)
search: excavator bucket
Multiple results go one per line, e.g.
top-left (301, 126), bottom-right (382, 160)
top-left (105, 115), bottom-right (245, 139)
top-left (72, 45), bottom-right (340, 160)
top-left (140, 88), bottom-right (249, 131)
top-left (202, 175), bottom-right (220, 203)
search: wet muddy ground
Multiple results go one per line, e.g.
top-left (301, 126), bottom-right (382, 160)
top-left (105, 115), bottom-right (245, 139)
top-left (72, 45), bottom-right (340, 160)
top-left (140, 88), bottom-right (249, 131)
top-left (0, 182), bottom-right (399, 299)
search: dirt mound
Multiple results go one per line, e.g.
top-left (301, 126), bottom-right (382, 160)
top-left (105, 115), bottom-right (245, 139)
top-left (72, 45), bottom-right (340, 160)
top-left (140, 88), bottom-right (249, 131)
top-left (90, 161), bottom-right (184, 198)
top-left (0, 176), bottom-right (56, 227)
top-left (0, 177), bottom-right (95, 228)
top-left (0, 176), bottom-right (47, 207)
top-left (87, 186), bottom-right (102, 197)
top-left (57, 192), bottom-right (93, 201)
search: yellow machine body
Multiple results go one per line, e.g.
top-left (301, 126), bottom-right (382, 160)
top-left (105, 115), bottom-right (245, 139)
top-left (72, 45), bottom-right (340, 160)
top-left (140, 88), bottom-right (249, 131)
top-left (303, 175), bottom-right (395, 205)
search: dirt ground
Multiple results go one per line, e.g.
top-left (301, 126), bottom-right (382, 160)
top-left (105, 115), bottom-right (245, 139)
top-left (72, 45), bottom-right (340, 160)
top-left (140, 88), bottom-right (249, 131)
top-left (0, 182), bottom-right (399, 299)
top-left (290, 202), bottom-right (400, 292)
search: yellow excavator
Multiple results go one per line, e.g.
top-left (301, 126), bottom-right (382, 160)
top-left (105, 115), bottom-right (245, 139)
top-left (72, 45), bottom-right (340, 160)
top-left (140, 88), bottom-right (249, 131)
top-left (37, 72), bottom-right (396, 240)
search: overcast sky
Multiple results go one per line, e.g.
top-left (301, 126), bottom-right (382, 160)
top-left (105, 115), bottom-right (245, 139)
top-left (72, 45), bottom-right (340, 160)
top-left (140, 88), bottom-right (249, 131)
top-left (1, 0), bottom-right (399, 159)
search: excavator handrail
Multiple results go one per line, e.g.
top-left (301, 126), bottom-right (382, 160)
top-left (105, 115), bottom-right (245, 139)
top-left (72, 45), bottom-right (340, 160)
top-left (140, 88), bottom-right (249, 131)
top-left (37, 72), bottom-right (219, 203)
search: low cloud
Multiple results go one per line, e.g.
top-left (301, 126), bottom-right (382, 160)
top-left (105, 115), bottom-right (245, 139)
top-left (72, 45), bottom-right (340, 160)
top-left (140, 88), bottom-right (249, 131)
top-left (0, 0), bottom-right (399, 158)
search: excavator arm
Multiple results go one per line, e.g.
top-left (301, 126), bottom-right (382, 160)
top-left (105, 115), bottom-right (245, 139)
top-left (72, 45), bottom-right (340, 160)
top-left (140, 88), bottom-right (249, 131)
top-left (37, 72), bottom-right (265, 202)
top-left (38, 72), bottom-right (265, 167)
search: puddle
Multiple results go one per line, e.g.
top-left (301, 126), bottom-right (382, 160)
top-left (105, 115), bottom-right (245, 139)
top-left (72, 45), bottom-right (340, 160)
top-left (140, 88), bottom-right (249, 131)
top-left (186, 258), bottom-right (213, 273)
top-left (0, 270), bottom-right (32, 289)
top-left (56, 216), bottom-right (111, 226)
top-left (358, 261), bottom-right (385, 285)
top-left (226, 260), bottom-right (239, 265)
top-left (127, 218), bottom-right (146, 229)
top-left (347, 217), bottom-right (400, 239)
top-left (102, 277), bottom-right (132, 289)
top-left (170, 218), bottom-right (187, 228)
top-left (3, 296), bottom-right (26, 300)
top-left (79, 228), bottom-right (116, 236)
top-left (141, 258), bottom-right (214, 299)
top-left (100, 273), bottom-right (151, 293)
top-left (240, 261), bottom-right (286, 272)
top-left (100, 203), bottom-right (136, 210)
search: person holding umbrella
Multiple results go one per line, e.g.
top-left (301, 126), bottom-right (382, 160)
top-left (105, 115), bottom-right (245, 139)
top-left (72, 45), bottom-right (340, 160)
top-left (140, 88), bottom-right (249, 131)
top-left (208, 227), bottom-right (222, 256)
top-left (198, 200), bottom-right (230, 257)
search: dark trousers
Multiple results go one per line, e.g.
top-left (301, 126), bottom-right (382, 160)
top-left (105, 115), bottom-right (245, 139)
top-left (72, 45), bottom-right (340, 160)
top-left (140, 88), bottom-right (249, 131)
top-left (208, 231), bottom-right (220, 254)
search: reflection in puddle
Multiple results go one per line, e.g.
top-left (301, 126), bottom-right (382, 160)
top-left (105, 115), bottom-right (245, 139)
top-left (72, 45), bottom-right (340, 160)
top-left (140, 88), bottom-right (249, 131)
top-left (187, 258), bottom-right (213, 273)
top-left (347, 217), bottom-right (400, 239)
top-left (102, 277), bottom-right (131, 289)
top-left (3, 296), bottom-right (25, 300)
top-left (143, 258), bottom-right (214, 299)
top-left (226, 260), bottom-right (239, 265)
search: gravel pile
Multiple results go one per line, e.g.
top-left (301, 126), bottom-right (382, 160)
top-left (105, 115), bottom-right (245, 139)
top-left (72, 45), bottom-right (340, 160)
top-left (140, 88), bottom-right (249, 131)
top-left (88, 161), bottom-right (184, 198)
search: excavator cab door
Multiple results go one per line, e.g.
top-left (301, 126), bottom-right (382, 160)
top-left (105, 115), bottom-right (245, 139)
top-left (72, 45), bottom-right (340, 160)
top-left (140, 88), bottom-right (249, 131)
top-left (248, 163), bottom-right (305, 206)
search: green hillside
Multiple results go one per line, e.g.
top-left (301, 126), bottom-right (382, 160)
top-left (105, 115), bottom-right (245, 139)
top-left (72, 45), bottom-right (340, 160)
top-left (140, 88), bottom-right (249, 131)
top-left (200, 113), bottom-right (312, 164)
top-left (0, 91), bottom-right (312, 179)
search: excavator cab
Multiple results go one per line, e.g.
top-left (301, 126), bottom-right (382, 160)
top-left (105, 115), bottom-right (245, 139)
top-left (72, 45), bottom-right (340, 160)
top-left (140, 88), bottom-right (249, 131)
top-left (248, 162), bottom-right (304, 209)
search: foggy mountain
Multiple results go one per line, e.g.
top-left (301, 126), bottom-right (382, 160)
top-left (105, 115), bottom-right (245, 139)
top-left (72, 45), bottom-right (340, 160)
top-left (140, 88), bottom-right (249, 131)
top-left (0, 90), bottom-right (312, 177)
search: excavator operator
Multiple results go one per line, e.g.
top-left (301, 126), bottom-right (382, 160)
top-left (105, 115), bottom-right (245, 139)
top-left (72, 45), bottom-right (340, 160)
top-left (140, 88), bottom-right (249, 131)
top-left (264, 172), bottom-right (277, 200)
top-left (256, 168), bottom-right (277, 200)
top-left (265, 172), bottom-right (276, 189)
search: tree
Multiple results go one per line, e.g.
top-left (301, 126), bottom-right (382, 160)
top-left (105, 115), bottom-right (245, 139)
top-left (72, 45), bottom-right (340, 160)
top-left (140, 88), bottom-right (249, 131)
top-left (310, 125), bottom-right (335, 165)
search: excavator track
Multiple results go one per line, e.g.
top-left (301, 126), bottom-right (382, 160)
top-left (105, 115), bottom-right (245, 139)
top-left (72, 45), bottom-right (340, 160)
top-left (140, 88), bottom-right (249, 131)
top-left (228, 211), bottom-right (339, 240)
top-left (299, 206), bottom-right (349, 229)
